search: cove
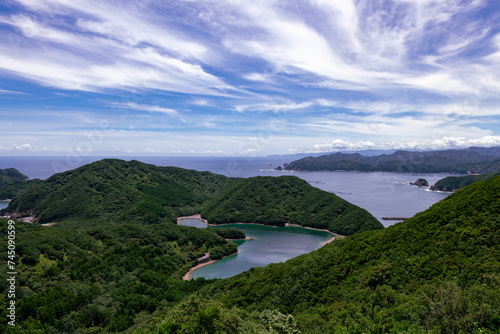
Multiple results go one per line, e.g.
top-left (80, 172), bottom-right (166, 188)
top-left (181, 222), bottom-right (333, 280)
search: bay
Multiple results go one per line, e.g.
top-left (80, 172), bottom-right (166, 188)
top-left (187, 223), bottom-right (333, 280)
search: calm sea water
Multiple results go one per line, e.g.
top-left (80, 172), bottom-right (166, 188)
top-left (186, 223), bottom-right (332, 280)
top-left (0, 156), bottom-right (453, 225)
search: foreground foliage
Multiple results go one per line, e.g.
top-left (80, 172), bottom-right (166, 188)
top-left (0, 218), bottom-right (237, 333)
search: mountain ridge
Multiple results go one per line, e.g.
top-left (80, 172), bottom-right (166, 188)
top-left (280, 148), bottom-right (500, 173)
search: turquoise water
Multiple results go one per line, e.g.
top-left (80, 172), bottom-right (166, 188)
top-left (185, 223), bottom-right (332, 279)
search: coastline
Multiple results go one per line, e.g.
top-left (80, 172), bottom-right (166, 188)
top-left (178, 215), bottom-right (343, 280)
top-left (0, 199), bottom-right (12, 202)
top-left (182, 249), bottom-right (240, 281)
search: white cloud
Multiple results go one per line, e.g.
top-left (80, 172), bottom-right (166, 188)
top-left (110, 102), bottom-right (178, 116)
top-left (235, 101), bottom-right (314, 113)
top-left (0, 89), bottom-right (28, 95)
top-left (291, 135), bottom-right (500, 154)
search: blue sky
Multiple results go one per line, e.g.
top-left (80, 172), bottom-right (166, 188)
top-left (1, 0), bottom-right (500, 156)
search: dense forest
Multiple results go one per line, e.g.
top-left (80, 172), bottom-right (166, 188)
top-left (1, 160), bottom-right (499, 333)
top-left (0, 168), bottom-right (40, 201)
top-left (2, 159), bottom-right (382, 234)
top-left (430, 171), bottom-right (500, 192)
top-left (202, 176), bottom-right (381, 235)
top-left (280, 148), bottom-right (500, 173)
top-left (0, 159), bottom-right (383, 333)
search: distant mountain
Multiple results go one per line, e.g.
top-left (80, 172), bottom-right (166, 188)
top-left (466, 146), bottom-right (500, 157)
top-left (430, 171), bottom-right (500, 192)
top-left (267, 149), bottom-right (400, 159)
top-left (281, 148), bottom-right (500, 173)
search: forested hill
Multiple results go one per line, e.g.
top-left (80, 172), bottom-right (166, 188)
top-left (0, 168), bottom-right (41, 201)
top-left (0, 159), bottom-right (382, 333)
top-left (0, 168), bottom-right (28, 185)
top-left (3, 159), bottom-right (229, 226)
top-left (197, 176), bottom-right (500, 333)
top-left (2, 159), bottom-right (381, 234)
top-left (280, 148), bottom-right (500, 173)
top-left (202, 176), bottom-right (381, 235)
top-left (430, 171), bottom-right (500, 192)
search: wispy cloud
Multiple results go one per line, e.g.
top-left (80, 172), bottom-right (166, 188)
top-left (109, 102), bottom-right (178, 116)
top-left (1, 0), bottom-right (499, 155)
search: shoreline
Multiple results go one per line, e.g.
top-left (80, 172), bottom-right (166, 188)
top-left (182, 249), bottom-right (240, 281)
top-left (178, 215), bottom-right (343, 280)
top-left (177, 214), bottom-right (344, 244)
top-left (0, 199), bottom-right (12, 202)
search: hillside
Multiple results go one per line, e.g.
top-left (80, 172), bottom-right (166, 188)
top-left (430, 171), bottom-right (500, 192)
top-left (192, 176), bottom-right (500, 333)
top-left (0, 168), bottom-right (28, 185)
top-left (281, 148), bottom-right (500, 173)
top-left (2, 159), bottom-right (230, 226)
top-left (202, 176), bottom-right (382, 235)
top-left (0, 159), bottom-right (383, 333)
top-left (2, 159), bottom-right (381, 235)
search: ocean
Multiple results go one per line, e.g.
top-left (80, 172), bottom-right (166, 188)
top-left (0, 156), bottom-right (453, 225)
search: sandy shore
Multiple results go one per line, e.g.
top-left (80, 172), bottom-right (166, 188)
top-left (182, 259), bottom-right (217, 280)
top-left (0, 199), bottom-right (12, 202)
top-left (182, 249), bottom-right (240, 281)
top-left (178, 215), bottom-right (343, 279)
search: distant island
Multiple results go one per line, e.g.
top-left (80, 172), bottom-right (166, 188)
top-left (276, 147), bottom-right (500, 173)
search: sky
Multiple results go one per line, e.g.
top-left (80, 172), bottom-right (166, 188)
top-left (1, 0), bottom-right (500, 156)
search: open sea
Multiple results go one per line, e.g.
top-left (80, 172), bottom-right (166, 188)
top-left (0, 156), bottom-right (454, 226)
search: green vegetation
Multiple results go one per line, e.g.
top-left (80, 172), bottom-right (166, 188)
top-left (3, 159), bottom-right (230, 226)
top-left (197, 176), bottom-right (500, 333)
top-left (281, 149), bottom-right (500, 173)
top-left (212, 228), bottom-right (246, 240)
top-left (0, 217), bottom-right (237, 333)
top-left (0, 168), bottom-right (40, 201)
top-left (2, 159), bottom-right (380, 236)
top-left (410, 178), bottom-right (429, 187)
top-left (0, 159), bottom-right (382, 333)
top-left (202, 176), bottom-right (382, 235)
top-left (0, 168), bottom-right (28, 185)
top-left (7, 159), bottom-right (499, 333)
top-left (431, 171), bottom-right (500, 192)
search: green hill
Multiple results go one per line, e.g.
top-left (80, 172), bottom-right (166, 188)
top-left (3, 159), bottom-right (230, 226)
top-left (0, 159), bottom-right (382, 333)
top-left (202, 176), bottom-right (382, 235)
top-left (3, 159), bottom-right (381, 235)
top-left (281, 149), bottom-right (500, 173)
top-left (193, 176), bottom-right (500, 333)
top-left (431, 171), bottom-right (500, 192)
top-left (0, 168), bottom-right (28, 185)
